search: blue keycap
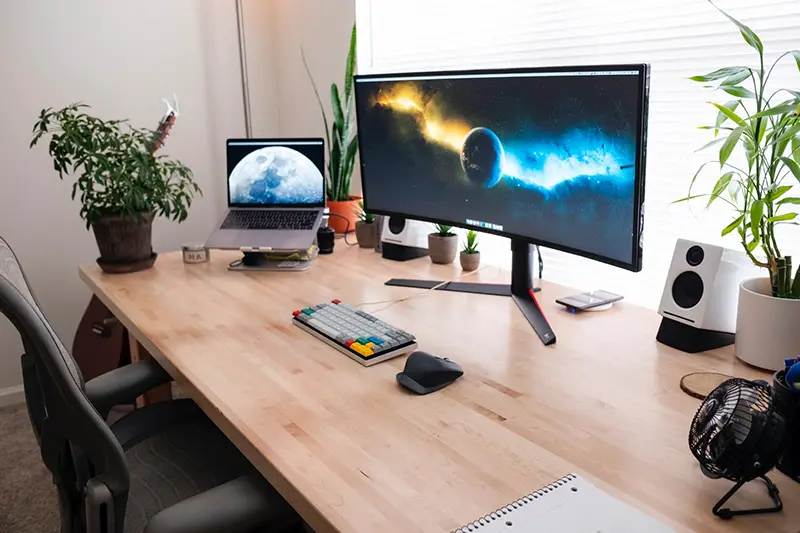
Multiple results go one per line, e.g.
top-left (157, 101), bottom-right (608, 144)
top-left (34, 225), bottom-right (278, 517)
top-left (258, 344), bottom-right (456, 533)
top-left (369, 336), bottom-right (384, 345)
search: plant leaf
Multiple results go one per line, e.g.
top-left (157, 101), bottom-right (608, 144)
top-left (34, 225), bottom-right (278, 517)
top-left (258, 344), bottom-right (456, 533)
top-left (330, 83), bottom-right (344, 129)
top-left (712, 3), bottom-right (763, 54)
top-left (343, 23), bottom-right (357, 100)
top-left (781, 156), bottom-right (800, 182)
top-left (673, 194), bottom-right (709, 204)
top-left (721, 85), bottom-right (756, 99)
top-left (690, 67), bottom-right (748, 82)
top-left (778, 197), bottom-right (800, 206)
top-left (719, 126), bottom-right (744, 167)
top-left (722, 214), bottom-right (745, 236)
top-left (713, 100), bottom-right (740, 137)
top-left (695, 137), bottom-right (726, 152)
top-left (711, 102), bottom-right (747, 127)
top-left (794, 51), bottom-right (800, 72)
top-left (751, 200), bottom-right (764, 240)
top-left (301, 48), bottom-right (331, 167)
top-left (768, 213), bottom-right (798, 222)
top-left (777, 123), bottom-right (800, 145)
top-left (767, 185), bottom-right (793, 202)
top-left (749, 102), bottom-right (800, 119)
top-left (721, 69), bottom-right (751, 87)
top-left (792, 136), bottom-right (800, 164)
top-left (747, 238), bottom-right (760, 252)
top-left (708, 171), bottom-right (734, 208)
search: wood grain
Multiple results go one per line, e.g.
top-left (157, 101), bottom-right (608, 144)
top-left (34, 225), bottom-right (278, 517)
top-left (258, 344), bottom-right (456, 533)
top-left (79, 247), bottom-right (799, 533)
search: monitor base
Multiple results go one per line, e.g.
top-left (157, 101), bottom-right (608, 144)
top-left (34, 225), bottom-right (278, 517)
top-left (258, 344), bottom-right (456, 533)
top-left (384, 239), bottom-right (555, 345)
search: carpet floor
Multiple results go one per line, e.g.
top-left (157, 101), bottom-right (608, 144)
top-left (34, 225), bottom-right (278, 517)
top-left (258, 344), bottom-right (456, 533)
top-left (0, 403), bottom-right (59, 533)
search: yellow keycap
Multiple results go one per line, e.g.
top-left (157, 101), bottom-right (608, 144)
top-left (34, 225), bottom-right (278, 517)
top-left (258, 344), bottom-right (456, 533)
top-left (362, 348), bottom-right (374, 357)
top-left (350, 342), bottom-right (364, 352)
top-left (365, 342), bottom-right (376, 350)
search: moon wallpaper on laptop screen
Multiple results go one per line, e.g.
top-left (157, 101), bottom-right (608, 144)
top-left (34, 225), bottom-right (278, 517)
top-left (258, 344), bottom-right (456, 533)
top-left (355, 70), bottom-right (643, 264)
top-left (228, 145), bottom-right (324, 205)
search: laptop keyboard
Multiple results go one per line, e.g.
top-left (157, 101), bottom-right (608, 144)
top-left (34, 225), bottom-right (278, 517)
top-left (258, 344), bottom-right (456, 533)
top-left (221, 210), bottom-right (318, 230)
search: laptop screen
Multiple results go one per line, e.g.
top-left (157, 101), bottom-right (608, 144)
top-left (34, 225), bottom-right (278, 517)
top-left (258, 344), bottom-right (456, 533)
top-left (226, 138), bottom-right (325, 207)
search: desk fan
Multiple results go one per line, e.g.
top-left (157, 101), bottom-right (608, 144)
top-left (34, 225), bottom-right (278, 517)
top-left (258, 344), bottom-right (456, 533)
top-left (688, 378), bottom-right (785, 519)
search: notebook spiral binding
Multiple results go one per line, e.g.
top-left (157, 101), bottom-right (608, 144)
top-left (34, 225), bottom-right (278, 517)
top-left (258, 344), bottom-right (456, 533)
top-left (451, 474), bottom-right (578, 533)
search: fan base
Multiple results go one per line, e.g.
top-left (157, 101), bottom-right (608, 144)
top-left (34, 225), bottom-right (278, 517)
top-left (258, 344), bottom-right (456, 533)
top-left (713, 475), bottom-right (782, 519)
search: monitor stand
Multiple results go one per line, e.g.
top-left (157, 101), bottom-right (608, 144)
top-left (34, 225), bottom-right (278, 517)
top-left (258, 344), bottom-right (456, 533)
top-left (385, 239), bottom-right (556, 345)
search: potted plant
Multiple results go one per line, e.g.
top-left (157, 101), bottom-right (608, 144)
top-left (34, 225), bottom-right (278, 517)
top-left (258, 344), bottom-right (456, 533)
top-left (354, 200), bottom-right (377, 248)
top-left (303, 24), bottom-right (360, 235)
top-left (31, 103), bottom-right (200, 273)
top-left (681, 4), bottom-right (800, 369)
top-left (428, 224), bottom-right (458, 264)
top-left (460, 230), bottom-right (480, 271)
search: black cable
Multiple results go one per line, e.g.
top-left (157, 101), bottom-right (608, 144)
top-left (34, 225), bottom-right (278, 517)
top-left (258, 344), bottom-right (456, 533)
top-left (327, 212), bottom-right (358, 246)
top-left (535, 244), bottom-right (544, 279)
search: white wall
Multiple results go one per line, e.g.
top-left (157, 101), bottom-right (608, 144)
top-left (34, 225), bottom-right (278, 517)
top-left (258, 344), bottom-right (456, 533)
top-left (0, 0), bottom-right (246, 393)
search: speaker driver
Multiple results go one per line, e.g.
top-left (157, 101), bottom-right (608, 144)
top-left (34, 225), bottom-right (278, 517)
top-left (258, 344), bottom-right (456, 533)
top-left (388, 216), bottom-right (406, 235)
top-left (672, 271), bottom-right (704, 309)
top-left (686, 245), bottom-right (705, 267)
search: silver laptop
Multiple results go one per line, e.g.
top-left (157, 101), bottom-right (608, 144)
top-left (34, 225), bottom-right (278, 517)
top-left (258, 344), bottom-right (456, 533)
top-left (206, 138), bottom-right (326, 251)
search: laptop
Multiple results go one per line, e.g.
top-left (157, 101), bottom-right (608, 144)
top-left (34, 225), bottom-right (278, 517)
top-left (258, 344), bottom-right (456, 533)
top-left (206, 138), bottom-right (326, 251)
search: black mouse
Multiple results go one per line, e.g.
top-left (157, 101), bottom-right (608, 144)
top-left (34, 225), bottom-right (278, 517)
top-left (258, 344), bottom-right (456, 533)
top-left (396, 351), bottom-right (464, 395)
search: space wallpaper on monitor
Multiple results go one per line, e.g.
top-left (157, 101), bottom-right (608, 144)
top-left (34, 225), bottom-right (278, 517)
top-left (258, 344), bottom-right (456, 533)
top-left (355, 70), bottom-right (643, 264)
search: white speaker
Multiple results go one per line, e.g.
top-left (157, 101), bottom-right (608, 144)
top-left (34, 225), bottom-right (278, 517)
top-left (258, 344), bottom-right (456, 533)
top-left (381, 216), bottom-right (432, 261)
top-left (656, 238), bottom-right (760, 352)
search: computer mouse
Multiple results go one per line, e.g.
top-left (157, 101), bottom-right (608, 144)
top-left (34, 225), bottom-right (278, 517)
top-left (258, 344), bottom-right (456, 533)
top-left (396, 351), bottom-right (464, 395)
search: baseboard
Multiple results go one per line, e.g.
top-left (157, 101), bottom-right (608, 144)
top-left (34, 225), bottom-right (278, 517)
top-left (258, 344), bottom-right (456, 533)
top-left (0, 384), bottom-right (25, 407)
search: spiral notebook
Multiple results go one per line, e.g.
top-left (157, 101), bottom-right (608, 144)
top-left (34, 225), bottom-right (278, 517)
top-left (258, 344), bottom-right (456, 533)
top-left (452, 474), bottom-right (677, 533)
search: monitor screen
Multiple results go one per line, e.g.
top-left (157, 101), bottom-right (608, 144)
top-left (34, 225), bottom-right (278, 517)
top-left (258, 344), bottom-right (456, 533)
top-left (354, 65), bottom-right (649, 270)
top-left (226, 138), bottom-right (326, 207)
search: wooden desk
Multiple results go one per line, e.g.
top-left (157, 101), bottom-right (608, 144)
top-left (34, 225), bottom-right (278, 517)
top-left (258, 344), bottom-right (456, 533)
top-left (80, 248), bottom-right (799, 533)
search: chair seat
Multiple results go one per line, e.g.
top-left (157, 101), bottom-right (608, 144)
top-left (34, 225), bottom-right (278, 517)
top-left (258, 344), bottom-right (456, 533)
top-left (111, 400), bottom-right (266, 533)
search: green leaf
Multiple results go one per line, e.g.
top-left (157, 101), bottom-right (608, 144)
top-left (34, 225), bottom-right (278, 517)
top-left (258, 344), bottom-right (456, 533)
top-left (792, 136), bottom-right (800, 164)
top-left (690, 67), bottom-right (748, 82)
top-left (301, 48), bottom-right (331, 161)
top-left (713, 100), bottom-right (740, 137)
top-left (711, 102), bottom-right (747, 127)
top-left (722, 214), bottom-right (745, 236)
top-left (747, 238), bottom-right (760, 252)
top-left (781, 156), bottom-right (800, 182)
top-left (343, 23), bottom-right (357, 100)
top-left (330, 83), bottom-right (344, 129)
top-left (708, 171), bottom-right (734, 208)
top-left (721, 69), bottom-right (751, 87)
top-left (749, 102), bottom-right (800, 119)
top-left (768, 213), bottom-right (798, 222)
top-left (673, 194), bottom-right (709, 204)
top-left (794, 51), bottom-right (800, 72)
top-left (695, 137), bottom-right (726, 152)
top-left (751, 200), bottom-right (764, 239)
top-left (712, 3), bottom-right (763, 54)
top-left (719, 126), bottom-right (744, 167)
top-left (721, 85), bottom-right (756, 99)
top-left (767, 185), bottom-right (793, 202)
top-left (777, 123), bottom-right (800, 145)
top-left (778, 197), bottom-right (800, 206)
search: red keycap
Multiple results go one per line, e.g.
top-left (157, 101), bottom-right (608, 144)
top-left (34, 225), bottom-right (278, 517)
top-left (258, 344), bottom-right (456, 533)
top-left (345, 339), bottom-right (354, 347)
top-left (292, 310), bottom-right (301, 317)
top-left (332, 299), bottom-right (341, 304)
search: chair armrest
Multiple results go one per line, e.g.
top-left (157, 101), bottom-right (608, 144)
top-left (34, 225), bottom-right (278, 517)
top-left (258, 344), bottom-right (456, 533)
top-left (143, 473), bottom-right (299, 533)
top-left (85, 358), bottom-right (172, 412)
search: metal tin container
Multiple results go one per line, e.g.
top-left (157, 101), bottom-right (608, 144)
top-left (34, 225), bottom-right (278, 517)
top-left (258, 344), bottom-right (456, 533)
top-left (182, 243), bottom-right (210, 264)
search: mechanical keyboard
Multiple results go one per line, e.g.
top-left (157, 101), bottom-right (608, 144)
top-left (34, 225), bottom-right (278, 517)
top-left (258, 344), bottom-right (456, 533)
top-left (221, 210), bottom-right (317, 230)
top-left (292, 300), bottom-right (418, 366)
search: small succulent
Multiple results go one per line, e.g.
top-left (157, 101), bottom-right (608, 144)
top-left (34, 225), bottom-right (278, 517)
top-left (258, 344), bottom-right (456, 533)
top-left (434, 224), bottom-right (455, 236)
top-left (354, 199), bottom-right (375, 223)
top-left (462, 230), bottom-right (479, 254)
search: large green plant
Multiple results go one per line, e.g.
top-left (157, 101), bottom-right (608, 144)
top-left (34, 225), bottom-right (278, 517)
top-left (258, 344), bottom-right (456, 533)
top-left (31, 104), bottom-right (200, 228)
top-left (681, 3), bottom-right (800, 299)
top-left (303, 24), bottom-right (358, 202)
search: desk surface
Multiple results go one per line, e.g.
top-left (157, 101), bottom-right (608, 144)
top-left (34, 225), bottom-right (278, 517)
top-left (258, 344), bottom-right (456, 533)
top-left (80, 247), bottom-right (799, 533)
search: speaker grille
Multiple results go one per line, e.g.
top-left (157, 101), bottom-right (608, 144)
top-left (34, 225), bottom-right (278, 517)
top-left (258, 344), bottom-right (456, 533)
top-left (672, 271), bottom-right (704, 309)
top-left (388, 216), bottom-right (406, 235)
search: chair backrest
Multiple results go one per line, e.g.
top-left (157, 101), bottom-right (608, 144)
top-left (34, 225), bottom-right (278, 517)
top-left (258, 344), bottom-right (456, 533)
top-left (0, 236), bottom-right (129, 532)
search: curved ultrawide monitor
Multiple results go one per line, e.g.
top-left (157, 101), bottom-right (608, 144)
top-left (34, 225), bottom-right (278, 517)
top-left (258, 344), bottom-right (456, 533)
top-left (354, 64), bottom-right (649, 271)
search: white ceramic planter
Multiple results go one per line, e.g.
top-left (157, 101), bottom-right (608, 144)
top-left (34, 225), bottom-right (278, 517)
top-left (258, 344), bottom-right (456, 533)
top-left (735, 277), bottom-right (800, 370)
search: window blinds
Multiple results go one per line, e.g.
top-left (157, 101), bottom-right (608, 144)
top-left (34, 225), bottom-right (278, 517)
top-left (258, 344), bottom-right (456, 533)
top-left (356, 0), bottom-right (800, 308)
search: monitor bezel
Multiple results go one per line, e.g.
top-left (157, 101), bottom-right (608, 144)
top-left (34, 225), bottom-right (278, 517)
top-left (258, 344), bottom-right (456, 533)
top-left (225, 137), bottom-right (327, 209)
top-left (354, 63), bottom-right (649, 273)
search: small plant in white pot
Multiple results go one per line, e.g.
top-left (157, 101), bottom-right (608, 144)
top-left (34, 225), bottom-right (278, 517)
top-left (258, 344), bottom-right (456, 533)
top-left (680, 5), bottom-right (800, 369)
top-left (428, 224), bottom-right (458, 264)
top-left (460, 230), bottom-right (480, 272)
top-left (354, 200), bottom-right (376, 248)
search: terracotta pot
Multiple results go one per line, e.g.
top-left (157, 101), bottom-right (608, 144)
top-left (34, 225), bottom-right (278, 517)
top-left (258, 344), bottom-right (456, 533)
top-left (355, 221), bottom-right (376, 248)
top-left (91, 212), bottom-right (155, 273)
top-left (460, 251), bottom-right (480, 271)
top-left (327, 196), bottom-right (361, 234)
top-left (735, 276), bottom-right (800, 370)
top-left (428, 234), bottom-right (457, 264)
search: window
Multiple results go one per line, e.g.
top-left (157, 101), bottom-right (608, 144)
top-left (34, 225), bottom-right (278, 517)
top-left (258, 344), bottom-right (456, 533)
top-left (356, 0), bottom-right (800, 308)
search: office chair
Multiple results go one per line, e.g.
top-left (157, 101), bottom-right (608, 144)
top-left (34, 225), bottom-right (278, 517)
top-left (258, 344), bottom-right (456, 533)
top-left (0, 236), bottom-right (301, 533)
